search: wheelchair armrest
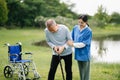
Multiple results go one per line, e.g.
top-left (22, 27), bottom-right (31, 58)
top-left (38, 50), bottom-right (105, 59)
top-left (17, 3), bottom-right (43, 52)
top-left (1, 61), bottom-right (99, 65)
top-left (10, 54), bottom-right (18, 57)
top-left (9, 54), bottom-right (19, 61)
top-left (24, 52), bottom-right (32, 55)
top-left (23, 52), bottom-right (33, 60)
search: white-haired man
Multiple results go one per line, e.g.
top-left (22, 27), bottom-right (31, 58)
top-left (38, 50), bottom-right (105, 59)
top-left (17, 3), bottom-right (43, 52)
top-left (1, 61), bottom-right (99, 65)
top-left (44, 19), bottom-right (72, 80)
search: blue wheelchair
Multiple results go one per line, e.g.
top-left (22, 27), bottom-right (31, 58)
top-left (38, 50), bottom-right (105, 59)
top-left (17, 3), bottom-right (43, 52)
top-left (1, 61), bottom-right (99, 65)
top-left (3, 42), bottom-right (40, 80)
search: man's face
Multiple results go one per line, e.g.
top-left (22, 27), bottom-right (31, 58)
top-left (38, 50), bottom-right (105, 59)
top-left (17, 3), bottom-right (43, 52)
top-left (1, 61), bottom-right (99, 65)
top-left (48, 25), bottom-right (58, 33)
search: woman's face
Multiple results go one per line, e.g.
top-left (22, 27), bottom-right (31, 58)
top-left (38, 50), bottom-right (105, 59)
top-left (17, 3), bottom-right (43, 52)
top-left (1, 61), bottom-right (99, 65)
top-left (78, 19), bottom-right (86, 28)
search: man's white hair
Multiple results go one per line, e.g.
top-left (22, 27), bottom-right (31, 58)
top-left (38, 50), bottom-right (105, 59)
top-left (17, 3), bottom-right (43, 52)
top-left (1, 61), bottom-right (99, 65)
top-left (45, 19), bottom-right (57, 28)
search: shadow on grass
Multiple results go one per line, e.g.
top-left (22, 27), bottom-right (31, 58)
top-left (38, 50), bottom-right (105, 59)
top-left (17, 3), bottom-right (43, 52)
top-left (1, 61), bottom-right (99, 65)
top-left (32, 40), bottom-right (49, 47)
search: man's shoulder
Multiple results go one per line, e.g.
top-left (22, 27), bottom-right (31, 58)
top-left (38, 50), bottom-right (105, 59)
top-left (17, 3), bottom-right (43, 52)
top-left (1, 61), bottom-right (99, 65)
top-left (58, 24), bottom-right (69, 30)
top-left (44, 28), bottom-right (48, 31)
top-left (44, 28), bottom-right (49, 33)
top-left (58, 24), bottom-right (66, 28)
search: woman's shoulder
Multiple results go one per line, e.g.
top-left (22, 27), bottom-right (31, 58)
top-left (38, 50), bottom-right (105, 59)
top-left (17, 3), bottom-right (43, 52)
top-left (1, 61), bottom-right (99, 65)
top-left (87, 26), bottom-right (92, 32)
top-left (74, 25), bottom-right (78, 27)
top-left (73, 25), bottom-right (79, 29)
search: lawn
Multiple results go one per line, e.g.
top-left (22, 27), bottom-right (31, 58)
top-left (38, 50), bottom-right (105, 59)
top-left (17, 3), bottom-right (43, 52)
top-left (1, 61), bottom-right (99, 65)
top-left (0, 28), bottom-right (120, 80)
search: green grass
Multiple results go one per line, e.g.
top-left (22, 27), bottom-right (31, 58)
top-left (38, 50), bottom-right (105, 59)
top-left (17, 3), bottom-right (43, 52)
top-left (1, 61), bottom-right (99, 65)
top-left (91, 63), bottom-right (120, 80)
top-left (92, 25), bottom-right (120, 40)
top-left (0, 28), bottom-right (120, 80)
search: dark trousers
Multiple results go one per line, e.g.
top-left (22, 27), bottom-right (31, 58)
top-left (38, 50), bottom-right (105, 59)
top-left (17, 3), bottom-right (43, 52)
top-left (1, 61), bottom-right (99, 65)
top-left (48, 54), bottom-right (72, 80)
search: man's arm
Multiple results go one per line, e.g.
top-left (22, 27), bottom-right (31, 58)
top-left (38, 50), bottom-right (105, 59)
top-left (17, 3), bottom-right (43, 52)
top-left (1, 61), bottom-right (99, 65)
top-left (63, 26), bottom-right (72, 49)
top-left (44, 29), bottom-right (55, 49)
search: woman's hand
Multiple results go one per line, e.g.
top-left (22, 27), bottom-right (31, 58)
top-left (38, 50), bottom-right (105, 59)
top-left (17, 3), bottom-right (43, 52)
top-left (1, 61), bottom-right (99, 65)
top-left (67, 40), bottom-right (73, 47)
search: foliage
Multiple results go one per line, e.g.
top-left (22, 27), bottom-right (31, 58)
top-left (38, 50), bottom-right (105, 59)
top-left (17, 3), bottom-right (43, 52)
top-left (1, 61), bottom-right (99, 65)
top-left (1, 0), bottom-right (119, 29)
top-left (109, 12), bottom-right (120, 24)
top-left (93, 5), bottom-right (110, 28)
top-left (34, 16), bottom-right (77, 29)
top-left (38, 0), bottom-right (78, 18)
top-left (6, 0), bottom-right (42, 28)
top-left (0, 0), bottom-right (8, 25)
top-left (34, 16), bottom-right (47, 28)
top-left (5, 0), bottom-right (78, 28)
top-left (54, 16), bottom-right (77, 29)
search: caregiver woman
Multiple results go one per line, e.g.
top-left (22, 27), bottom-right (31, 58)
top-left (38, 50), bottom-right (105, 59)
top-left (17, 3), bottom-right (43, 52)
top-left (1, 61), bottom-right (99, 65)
top-left (67, 14), bottom-right (92, 80)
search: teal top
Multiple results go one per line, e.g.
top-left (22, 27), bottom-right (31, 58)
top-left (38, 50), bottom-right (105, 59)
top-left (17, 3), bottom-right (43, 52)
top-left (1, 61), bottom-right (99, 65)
top-left (71, 25), bottom-right (92, 61)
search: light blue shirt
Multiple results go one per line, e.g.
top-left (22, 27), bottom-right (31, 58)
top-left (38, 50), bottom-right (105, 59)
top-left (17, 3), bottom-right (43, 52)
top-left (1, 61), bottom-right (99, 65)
top-left (44, 24), bottom-right (72, 56)
top-left (71, 25), bottom-right (92, 61)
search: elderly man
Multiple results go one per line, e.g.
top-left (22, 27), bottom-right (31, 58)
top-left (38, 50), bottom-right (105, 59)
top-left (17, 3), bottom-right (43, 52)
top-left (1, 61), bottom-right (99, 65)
top-left (44, 19), bottom-right (72, 80)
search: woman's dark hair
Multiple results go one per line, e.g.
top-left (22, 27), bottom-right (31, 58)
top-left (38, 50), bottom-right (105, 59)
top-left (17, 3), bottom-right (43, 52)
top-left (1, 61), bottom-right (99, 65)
top-left (78, 14), bottom-right (89, 26)
top-left (78, 15), bottom-right (88, 22)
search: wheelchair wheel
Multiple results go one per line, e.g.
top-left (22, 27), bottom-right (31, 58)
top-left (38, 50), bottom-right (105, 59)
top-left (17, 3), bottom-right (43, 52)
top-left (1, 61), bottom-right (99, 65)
top-left (33, 72), bottom-right (40, 80)
top-left (18, 77), bottom-right (24, 80)
top-left (4, 66), bottom-right (13, 78)
top-left (23, 64), bottom-right (29, 76)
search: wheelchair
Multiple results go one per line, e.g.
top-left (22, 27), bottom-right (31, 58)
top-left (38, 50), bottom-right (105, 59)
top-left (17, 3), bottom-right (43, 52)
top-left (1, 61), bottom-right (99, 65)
top-left (3, 42), bottom-right (40, 80)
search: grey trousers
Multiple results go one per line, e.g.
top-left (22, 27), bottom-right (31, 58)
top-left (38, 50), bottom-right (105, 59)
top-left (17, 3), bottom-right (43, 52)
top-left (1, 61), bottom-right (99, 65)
top-left (77, 61), bottom-right (90, 80)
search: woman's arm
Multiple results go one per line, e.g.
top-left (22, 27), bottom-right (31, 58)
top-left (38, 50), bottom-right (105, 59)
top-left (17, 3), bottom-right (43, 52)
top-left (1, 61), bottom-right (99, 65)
top-left (73, 43), bottom-right (86, 48)
top-left (67, 40), bottom-right (86, 48)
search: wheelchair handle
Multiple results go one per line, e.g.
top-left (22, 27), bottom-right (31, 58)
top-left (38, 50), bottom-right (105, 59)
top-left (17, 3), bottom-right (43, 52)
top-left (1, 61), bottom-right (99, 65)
top-left (4, 43), bottom-right (10, 46)
top-left (16, 42), bottom-right (22, 45)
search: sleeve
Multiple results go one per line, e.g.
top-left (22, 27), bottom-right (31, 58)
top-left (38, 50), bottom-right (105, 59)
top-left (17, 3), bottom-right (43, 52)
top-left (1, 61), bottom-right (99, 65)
top-left (64, 26), bottom-right (72, 49)
top-left (82, 30), bottom-right (92, 45)
top-left (73, 42), bottom-right (86, 48)
top-left (71, 25), bottom-right (78, 41)
top-left (44, 29), bottom-right (55, 49)
top-left (72, 27), bottom-right (92, 48)
top-left (71, 28), bottom-right (74, 41)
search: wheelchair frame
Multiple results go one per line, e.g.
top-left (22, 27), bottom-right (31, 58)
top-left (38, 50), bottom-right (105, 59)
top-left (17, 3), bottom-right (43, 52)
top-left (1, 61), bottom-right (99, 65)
top-left (3, 42), bottom-right (40, 80)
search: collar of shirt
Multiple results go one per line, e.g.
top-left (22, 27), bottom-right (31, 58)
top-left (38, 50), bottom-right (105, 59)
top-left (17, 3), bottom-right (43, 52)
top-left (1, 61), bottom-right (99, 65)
top-left (78, 25), bottom-right (88, 32)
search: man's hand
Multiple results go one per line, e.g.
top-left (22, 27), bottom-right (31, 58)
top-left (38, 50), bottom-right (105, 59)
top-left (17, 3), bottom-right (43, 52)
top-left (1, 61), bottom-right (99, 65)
top-left (67, 40), bottom-right (73, 46)
top-left (54, 46), bottom-right (65, 54)
top-left (57, 46), bottom-right (65, 54)
top-left (53, 46), bottom-right (59, 53)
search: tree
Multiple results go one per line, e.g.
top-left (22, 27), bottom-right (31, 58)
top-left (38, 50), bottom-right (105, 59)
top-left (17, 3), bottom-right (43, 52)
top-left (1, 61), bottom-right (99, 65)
top-left (6, 0), bottom-right (77, 28)
top-left (109, 12), bottom-right (120, 24)
top-left (0, 0), bottom-right (8, 25)
top-left (6, 0), bottom-right (42, 28)
top-left (94, 5), bottom-right (110, 27)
